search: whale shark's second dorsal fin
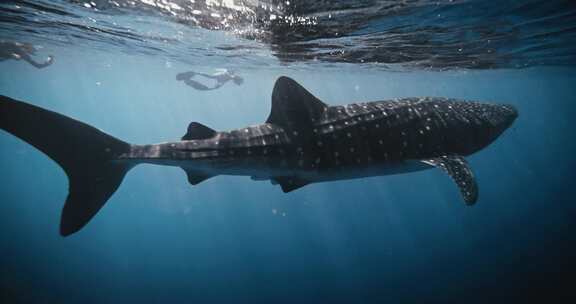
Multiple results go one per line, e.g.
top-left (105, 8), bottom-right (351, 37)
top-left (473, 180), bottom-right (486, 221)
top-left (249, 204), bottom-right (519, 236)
top-left (182, 122), bottom-right (217, 141)
top-left (422, 155), bottom-right (478, 205)
top-left (266, 76), bottom-right (327, 135)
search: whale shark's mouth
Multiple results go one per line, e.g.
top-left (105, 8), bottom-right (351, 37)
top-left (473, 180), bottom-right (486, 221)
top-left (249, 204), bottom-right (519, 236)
top-left (487, 104), bottom-right (519, 130)
top-left (502, 104), bottom-right (519, 120)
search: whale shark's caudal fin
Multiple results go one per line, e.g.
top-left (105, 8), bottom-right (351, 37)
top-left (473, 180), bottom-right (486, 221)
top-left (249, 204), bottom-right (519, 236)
top-left (0, 95), bottom-right (132, 236)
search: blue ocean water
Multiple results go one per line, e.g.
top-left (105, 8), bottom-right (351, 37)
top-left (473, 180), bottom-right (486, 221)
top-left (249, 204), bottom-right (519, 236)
top-left (1, 1), bottom-right (576, 303)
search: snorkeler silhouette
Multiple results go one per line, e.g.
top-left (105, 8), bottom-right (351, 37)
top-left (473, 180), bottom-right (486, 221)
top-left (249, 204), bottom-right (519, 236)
top-left (176, 69), bottom-right (244, 91)
top-left (0, 41), bottom-right (54, 69)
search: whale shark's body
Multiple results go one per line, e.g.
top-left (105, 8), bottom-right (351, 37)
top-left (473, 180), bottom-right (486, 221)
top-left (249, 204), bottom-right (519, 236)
top-left (0, 77), bottom-right (517, 236)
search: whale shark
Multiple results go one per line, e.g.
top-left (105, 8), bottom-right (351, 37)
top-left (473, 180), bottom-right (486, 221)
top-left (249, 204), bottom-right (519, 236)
top-left (0, 76), bottom-right (517, 236)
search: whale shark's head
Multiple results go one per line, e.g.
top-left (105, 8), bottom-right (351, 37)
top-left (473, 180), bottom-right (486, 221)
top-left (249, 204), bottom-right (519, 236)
top-left (437, 100), bottom-right (518, 155)
top-left (485, 103), bottom-right (518, 137)
top-left (469, 102), bottom-right (518, 154)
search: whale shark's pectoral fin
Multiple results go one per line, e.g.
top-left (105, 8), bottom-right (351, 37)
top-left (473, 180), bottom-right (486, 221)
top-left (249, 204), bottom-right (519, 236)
top-left (266, 76), bottom-right (327, 137)
top-left (422, 156), bottom-right (478, 205)
top-left (272, 176), bottom-right (309, 193)
top-left (181, 168), bottom-right (215, 185)
top-left (182, 122), bottom-right (217, 141)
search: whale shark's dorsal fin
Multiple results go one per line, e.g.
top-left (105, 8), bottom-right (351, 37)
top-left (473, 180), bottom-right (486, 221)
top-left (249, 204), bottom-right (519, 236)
top-left (266, 76), bottom-right (327, 134)
top-left (182, 122), bottom-right (217, 141)
top-left (422, 156), bottom-right (478, 205)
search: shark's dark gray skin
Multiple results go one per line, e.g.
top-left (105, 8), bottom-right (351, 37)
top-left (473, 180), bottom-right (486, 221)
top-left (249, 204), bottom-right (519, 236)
top-left (0, 77), bottom-right (517, 236)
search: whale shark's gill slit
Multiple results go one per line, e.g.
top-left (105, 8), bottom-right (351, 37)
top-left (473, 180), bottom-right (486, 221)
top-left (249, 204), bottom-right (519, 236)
top-left (176, 148), bottom-right (219, 153)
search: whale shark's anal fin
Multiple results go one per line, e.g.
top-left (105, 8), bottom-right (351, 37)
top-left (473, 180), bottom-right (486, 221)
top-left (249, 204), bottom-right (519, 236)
top-left (266, 76), bottom-right (327, 138)
top-left (182, 122), bottom-right (217, 141)
top-left (181, 168), bottom-right (215, 185)
top-left (273, 176), bottom-right (309, 193)
top-left (422, 155), bottom-right (478, 205)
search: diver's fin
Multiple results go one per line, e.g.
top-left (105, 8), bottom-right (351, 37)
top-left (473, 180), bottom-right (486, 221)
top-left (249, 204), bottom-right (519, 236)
top-left (181, 168), bottom-right (214, 185)
top-left (182, 122), bottom-right (217, 141)
top-left (422, 155), bottom-right (478, 205)
top-left (266, 76), bottom-right (327, 138)
top-left (273, 176), bottom-right (310, 193)
top-left (0, 95), bottom-right (133, 236)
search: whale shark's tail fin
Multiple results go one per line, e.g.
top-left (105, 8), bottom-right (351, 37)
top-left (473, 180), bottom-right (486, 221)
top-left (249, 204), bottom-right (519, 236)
top-left (0, 95), bottom-right (132, 236)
